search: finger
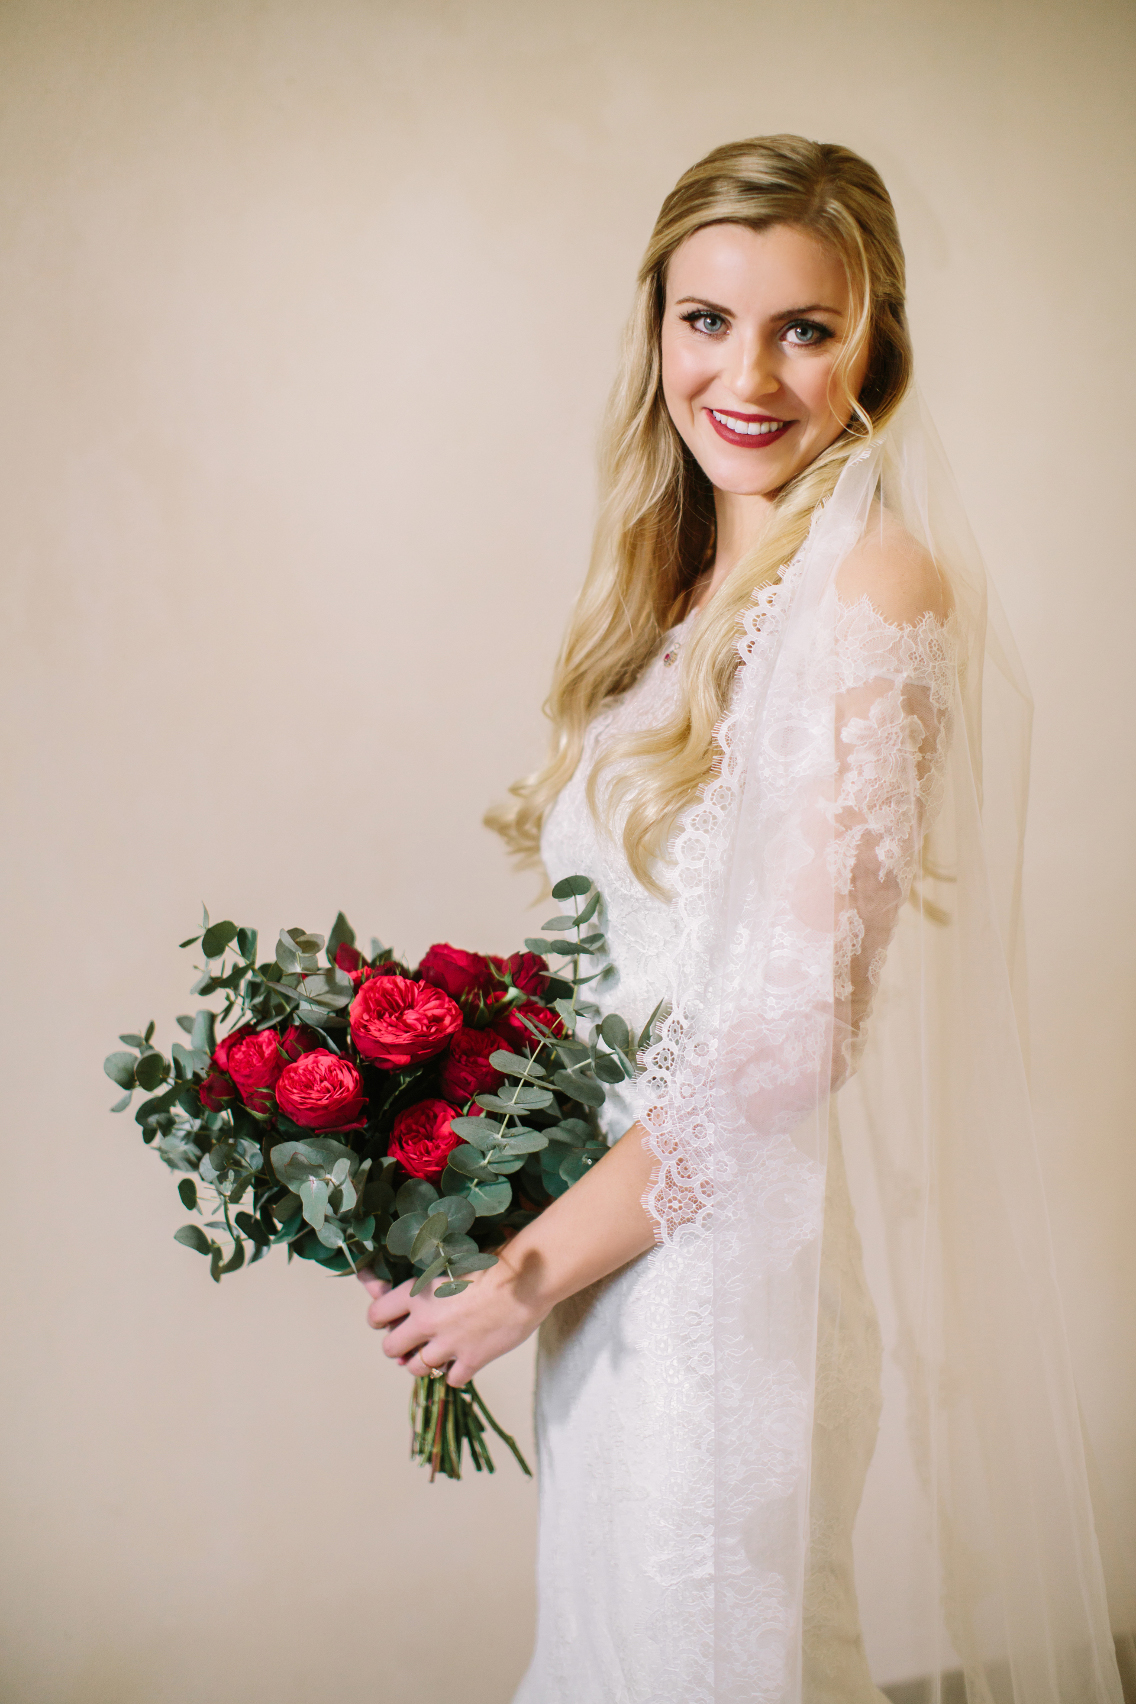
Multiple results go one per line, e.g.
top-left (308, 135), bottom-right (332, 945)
top-left (446, 1359), bottom-right (472, 1388)
top-left (356, 1268), bottom-right (390, 1301)
top-left (402, 1351), bottom-right (441, 1378)
top-left (368, 1281), bottom-right (414, 1329)
top-left (382, 1317), bottom-right (433, 1361)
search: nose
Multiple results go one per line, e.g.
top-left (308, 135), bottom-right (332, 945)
top-left (727, 333), bottom-right (780, 404)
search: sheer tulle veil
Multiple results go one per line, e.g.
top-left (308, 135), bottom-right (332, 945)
top-left (631, 390), bottom-right (1127, 1702)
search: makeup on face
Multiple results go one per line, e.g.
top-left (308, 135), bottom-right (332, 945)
top-left (659, 223), bottom-right (868, 504)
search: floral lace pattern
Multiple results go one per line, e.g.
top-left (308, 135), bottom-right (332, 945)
top-left (519, 564), bottom-right (957, 1704)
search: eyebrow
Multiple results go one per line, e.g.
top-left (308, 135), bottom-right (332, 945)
top-left (674, 296), bottom-right (845, 319)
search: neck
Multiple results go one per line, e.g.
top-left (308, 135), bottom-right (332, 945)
top-left (700, 487), bottom-right (776, 606)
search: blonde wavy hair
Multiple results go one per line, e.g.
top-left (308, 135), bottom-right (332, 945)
top-left (487, 135), bottom-right (913, 892)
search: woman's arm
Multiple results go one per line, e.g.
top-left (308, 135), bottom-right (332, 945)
top-left (362, 1121), bottom-right (658, 1386)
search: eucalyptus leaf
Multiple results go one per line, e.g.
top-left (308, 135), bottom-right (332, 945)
top-left (448, 1252), bottom-right (498, 1276)
top-left (498, 1130), bottom-right (549, 1154)
top-left (177, 1179), bottom-right (198, 1211)
top-left (439, 1232), bottom-right (477, 1260)
top-left (296, 1176), bottom-right (330, 1231)
top-left (275, 932), bottom-right (300, 972)
top-left (201, 920), bottom-right (239, 960)
top-left (476, 1087), bottom-right (553, 1113)
top-left (410, 1210), bottom-right (450, 1263)
top-left (450, 1115), bottom-right (503, 1143)
top-left (488, 1050), bottom-right (545, 1078)
top-left (446, 1144), bottom-right (499, 1181)
top-left (134, 1052), bottom-right (169, 1092)
top-left (236, 927), bottom-right (257, 962)
top-left (220, 1239), bottom-right (246, 1274)
top-left (190, 1010), bottom-right (217, 1055)
top-left (327, 911), bottom-right (356, 959)
top-left (550, 874), bottom-right (592, 900)
top-left (547, 1118), bottom-right (591, 1147)
top-left (571, 890), bottom-right (602, 927)
top-left (235, 1210), bottom-right (270, 1246)
top-left (410, 1255), bottom-right (447, 1296)
top-left (395, 1178), bottom-right (438, 1216)
top-left (118, 1032), bottom-right (144, 1048)
top-left (436, 1196), bottom-right (475, 1235)
top-left (385, 1211), bottom-right (427, 1258)
top-left (104, 1051), bottom-right (138, 1090)
top-left (433, 1280), bottom-right (471, 1298)
top-left (463, 1178), bottom-right (512, 1216)
top-left (174, 1224), bottom-right (212, 1255)
top-left (540, 914), bottom-right (579, 932)
top-left (552, 1069), bottom-right (605, 1107)
top-left (109, 1091), bottom-right (133, 1113)
top-left (271, 1138), bottom-right (358, 1188)
top-left (157, 1130), bottom-right (204, 1171)
top-left (599, 1013), bottom-right (631, 1054)
top-left (635, 998), bottom-right (669, 1052)
top-left (592, 1051), bottom-right (625, 1084)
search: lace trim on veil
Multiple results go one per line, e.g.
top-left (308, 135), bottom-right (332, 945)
top-left (636, 560), bottom-right (956, 1247)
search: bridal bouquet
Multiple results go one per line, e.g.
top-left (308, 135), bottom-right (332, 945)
top-left (107, 876), bottom-right (657, 1479)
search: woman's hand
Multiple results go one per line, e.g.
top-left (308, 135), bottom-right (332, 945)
top-left (361, 1257), bottom-right (546, 1387)
top-left (359, 1123), bottom-right (659, 1385)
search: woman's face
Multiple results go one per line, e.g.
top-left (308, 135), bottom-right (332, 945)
top-left (660, 222), bottom-right (869, 499)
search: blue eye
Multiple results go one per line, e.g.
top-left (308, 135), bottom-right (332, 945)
top-left (681, 309), bottom-right (727, 336)
top-left (784, 320), bottom-right (832, 347)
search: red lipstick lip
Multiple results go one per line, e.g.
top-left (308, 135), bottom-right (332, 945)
top-left (705, 407), bottom-right (794, 449)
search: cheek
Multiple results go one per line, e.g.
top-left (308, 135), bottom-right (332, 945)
top-left (661, 333), bottom-right (712, 413)
top-left (795, 356), bottom-right (844, 421)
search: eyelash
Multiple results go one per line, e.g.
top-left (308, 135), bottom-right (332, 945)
top-left (678, 309), bottom-right (834, 348)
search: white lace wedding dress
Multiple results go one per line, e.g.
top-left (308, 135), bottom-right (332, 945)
top-left (514, 595), bottom-right (898, 1704)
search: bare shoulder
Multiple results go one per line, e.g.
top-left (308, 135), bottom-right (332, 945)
top-left (834, 506), bottom-right (952, 627)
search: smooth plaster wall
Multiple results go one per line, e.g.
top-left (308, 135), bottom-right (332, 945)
top-left (1, 1), bottom-right (1133, 1698)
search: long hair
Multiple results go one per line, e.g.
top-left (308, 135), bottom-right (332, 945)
top-left (486, 135), bottom-right (913, 892)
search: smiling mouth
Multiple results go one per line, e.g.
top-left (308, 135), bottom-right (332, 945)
top-left (706, 408), bottom-right (794, 447)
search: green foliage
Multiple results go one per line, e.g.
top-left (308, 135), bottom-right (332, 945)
top-left (115, 877), bottom-right (656, 1478)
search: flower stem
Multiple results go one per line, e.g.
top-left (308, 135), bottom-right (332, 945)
top-left (409, 1373), bottom-right (532, 1480)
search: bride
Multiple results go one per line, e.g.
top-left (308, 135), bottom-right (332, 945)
top-left (363, 137), bottom-right (1124, 1703)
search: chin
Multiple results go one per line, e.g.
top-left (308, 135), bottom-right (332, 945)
top-left (701, 453), bottom-right (792, 498)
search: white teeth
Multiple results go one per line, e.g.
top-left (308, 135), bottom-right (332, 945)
top-left (711, 411), bottom-right (787, 436)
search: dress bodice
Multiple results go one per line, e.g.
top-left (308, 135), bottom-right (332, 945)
top-left (540, 611), bottom-right (695, 1139)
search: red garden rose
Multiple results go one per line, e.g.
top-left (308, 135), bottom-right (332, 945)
top-left (490, 951), bottom-right (549, 997)
top-left (214, 1021), bottom-right (314, 1074)
top-left (487, 994), bottom-right (566, 1051)
top-left (335, 943), bottom-right (410, 988)
top-left (418, 943), bottom-right (495, 1001)
top-left (439, 1026), bottom-right (505, 1104)
top-left (280, 1023), bottom-right (320, 1061)
top-left (349, 974), bottom-right (463, 1068)
top-left (275, 1049), bottom-right (366, 1130)
top-left (226, 1028), bottom-right (287, 1110)
top-left (212, 1023), bottom-right (253, 1073)
top-left (387, 1098), bottom-right (463, 1182)
top-left (333, 943), bottom-right (405, 989)
top-left (198, 1069), bottom-right (234, 1112)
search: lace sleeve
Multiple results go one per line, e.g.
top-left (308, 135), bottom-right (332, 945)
top-left (637, 587), bottom-right (957, 1245)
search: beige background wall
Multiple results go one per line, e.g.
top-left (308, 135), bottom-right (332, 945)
top-left (1, 1), bottom-right (1133, 1699)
